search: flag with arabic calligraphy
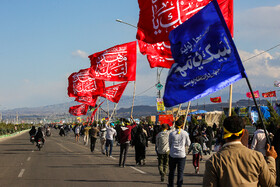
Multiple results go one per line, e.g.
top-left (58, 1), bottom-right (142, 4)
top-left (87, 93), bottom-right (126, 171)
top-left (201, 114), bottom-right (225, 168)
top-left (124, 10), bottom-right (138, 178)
top-left (163, 0), bottom-right (246, 107)
top-left (262, 91), bottom-right (276, 98)
top-left (75, 96), bottom-right (98, 106)
top-left (90, 101), bottom-right (104, 122)
top-left (101, 82), bottom-right (128, 103)
top-left (69, 104), bottom-right (89, 116)
top-left (138, 40), bottom-right (174, 68)
top-left (136, 0), bottom-right (233, 44)
top-left (89, 41), bottom-right (137, 82)
top-left (210, 96), bottom-right (222, 103)
top-left (246, 91), bottom-right (259, 99)
top-left (68, 68), bottom-right (105, 98)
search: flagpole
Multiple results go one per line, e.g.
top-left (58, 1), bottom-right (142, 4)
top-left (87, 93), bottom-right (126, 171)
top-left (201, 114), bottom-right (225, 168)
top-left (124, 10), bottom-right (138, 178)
top-left (131, 81), bottom-right (136, 117)
top-left (107, 99), bottom-right (109, 120)
top-left (183, 102), bottom-right (191, 130)
top-left (245, 76), bottom-right (271, 145)
top-left (96, 98), bottom-right (99, 122)
top-left (228, 85), bottom-right (233, 116)
top-left (109, 103), bottom-right (118, 122)
top-left (173, 104), bottom-right (182, 126)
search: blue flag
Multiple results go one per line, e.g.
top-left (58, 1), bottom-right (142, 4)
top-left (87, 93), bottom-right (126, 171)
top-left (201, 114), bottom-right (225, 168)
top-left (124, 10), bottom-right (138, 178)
top-left (163, 0), bottom-right (246, 107)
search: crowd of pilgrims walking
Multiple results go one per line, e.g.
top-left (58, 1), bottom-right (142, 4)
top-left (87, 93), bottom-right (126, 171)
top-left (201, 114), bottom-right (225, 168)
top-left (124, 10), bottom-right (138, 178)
top-left (31, 115), bottom-right (280, 187)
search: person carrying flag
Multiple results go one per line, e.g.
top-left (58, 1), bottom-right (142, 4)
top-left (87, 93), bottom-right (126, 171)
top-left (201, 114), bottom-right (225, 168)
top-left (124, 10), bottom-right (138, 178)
top-left (203, 116), bottom-right (277, 187)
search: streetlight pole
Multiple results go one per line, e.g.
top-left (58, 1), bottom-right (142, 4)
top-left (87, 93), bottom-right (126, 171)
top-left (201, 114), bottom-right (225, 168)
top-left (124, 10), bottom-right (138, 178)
top-left (116, 19), bottom-right (138, 29)
top-left (116, 19), bottom-right (165, 116)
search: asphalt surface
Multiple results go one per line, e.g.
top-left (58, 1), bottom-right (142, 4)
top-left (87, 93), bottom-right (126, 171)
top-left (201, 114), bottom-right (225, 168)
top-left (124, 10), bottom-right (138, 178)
top-left (0, 128), bottom-right (212, 187)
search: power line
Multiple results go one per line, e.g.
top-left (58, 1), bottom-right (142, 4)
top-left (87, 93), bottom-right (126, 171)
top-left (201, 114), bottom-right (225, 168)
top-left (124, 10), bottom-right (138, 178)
top-left (136, 84), bottom-right (156, 96)
top-left (243, 43), bottom-right (280, 62)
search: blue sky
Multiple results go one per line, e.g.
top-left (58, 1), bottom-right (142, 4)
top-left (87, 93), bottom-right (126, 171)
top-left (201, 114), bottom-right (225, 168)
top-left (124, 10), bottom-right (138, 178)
top-left (0, 1), bottom-right (280, 109)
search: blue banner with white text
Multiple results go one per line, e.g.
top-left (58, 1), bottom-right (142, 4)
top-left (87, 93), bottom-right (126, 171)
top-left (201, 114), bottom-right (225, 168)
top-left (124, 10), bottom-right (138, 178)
top-left (163, 0), bottom-right (246, 107)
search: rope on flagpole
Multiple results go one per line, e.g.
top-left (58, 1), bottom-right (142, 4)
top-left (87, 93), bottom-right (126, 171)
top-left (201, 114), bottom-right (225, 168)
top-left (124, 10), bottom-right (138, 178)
top-left (131, 81), bottom-right (136, 117)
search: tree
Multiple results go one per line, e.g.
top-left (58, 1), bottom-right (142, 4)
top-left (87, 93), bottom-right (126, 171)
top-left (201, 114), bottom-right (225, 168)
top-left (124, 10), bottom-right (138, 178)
top-left (219, 113), bottom-right (227, 127)
top-left (243, 116), bottom-right (252, 126)
top-left (191, 115), bottom-right (199, 126)
top-left (266, 100), bottom-right (280, 134)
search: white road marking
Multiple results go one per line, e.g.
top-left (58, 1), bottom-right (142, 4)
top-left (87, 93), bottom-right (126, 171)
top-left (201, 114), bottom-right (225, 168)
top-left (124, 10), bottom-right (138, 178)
top-left (130, 166), bottom-right (146, 174)
top-left (18, 169), bottom-right (25, 178)
top-left (27, 157), bottom-right (31, 161)
top-left (57, 143), bottom-right (73, 152)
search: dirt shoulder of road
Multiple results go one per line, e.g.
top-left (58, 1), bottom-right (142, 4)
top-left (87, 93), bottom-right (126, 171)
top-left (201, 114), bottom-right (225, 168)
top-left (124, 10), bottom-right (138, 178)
top-left (0, 129), bottom-right (29, 142)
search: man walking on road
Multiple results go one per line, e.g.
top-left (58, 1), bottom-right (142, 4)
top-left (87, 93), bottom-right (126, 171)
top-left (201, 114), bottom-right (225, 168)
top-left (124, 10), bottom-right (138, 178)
top-left (105, 122), bottom-right (117, 157)
top-left (118, 117), bottom-right (137, 167)
top-left (156, 123), bottom-right (171, 182)
top-left (203, 116), bottom-right (277, 187)
top-left (99, 124), bottom-right (107, 155)
top-left (83, 123), bottom-right (91, 146)
top-left (251, 123), bottom-right (269, 157)
top-left (89, 124), bottom-right (99, 153)
top-left (168, 118), bottom-right (191, 187)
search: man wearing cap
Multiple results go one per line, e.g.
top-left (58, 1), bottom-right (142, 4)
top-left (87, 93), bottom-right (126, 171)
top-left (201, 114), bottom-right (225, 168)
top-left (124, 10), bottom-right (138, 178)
top-left (203, 116), bottom-right (277, 187)
top-left (105, 122), bottom-right (117, 157)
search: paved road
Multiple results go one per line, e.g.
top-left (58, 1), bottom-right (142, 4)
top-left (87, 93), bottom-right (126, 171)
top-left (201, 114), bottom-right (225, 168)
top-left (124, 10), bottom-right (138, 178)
top-left (0, 128), bottom-right (212, 187)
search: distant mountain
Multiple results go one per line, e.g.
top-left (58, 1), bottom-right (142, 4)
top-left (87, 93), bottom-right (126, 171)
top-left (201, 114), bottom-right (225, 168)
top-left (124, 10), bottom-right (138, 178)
top-left (0, 95), bottom-right (276, 122)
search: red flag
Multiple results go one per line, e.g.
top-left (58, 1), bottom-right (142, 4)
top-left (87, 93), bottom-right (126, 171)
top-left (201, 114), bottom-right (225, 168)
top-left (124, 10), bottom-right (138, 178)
top-left (246, 90), bottom-right (260, 99)
top-left (90, 101), bottom-right (104, 122)
top-left (158, 114), bottom-right (174, 127)
top-left (88, 41), bottom-right (137, 81)
top-left (262, 91), bottom-right (276, 98)
top-left (68, 68), bottom-right (105, 98)
top-left (101, 82), bottom-right (128, 103)
top-left (75, 96), bottom-right (98, 106)
top-left (138, 40), bottom-right (174, 68)
top-left (136, 0), bottom-right (233, 44)
top-left (210, 96), bottom-right (222, 103)
top-left (147, 55), bottom-right (174, 69)
top-left (69, 104), bottom-right (89, 116)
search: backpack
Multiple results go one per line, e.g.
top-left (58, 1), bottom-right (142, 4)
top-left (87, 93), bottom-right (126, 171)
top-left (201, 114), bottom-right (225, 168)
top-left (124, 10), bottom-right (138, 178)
top-left (75, 126), bottom-right (80, 134)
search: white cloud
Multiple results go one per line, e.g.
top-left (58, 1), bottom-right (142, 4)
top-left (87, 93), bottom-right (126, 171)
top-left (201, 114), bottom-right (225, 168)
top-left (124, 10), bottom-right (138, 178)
top-left (72, 50), bottom-right (88, 59)
top-left (239, 49), bottom-right (280, 78)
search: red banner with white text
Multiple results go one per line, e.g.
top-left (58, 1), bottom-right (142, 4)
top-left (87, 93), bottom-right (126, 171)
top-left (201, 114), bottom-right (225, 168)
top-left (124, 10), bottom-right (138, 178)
top-left (90, 101), bottom-right (105, 122)
top-left (68, 68), bottom-right (105, 98)
top-left (246, 91), bottom-right (260, 99)
top-left (88, 41), bottom-right (137, 81)
top-left (262, 91), bottom-right (276, 98)
top-left (69, 104), bottom-right (89, 116)
top-left (101, 82), bottom-right (128, 103)
top-left (75, 96), bottom-right (98, 106)
top-left (138, 40), bottom-right (174, 68)
top-left (136, 0), bottom-right (233, 44)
